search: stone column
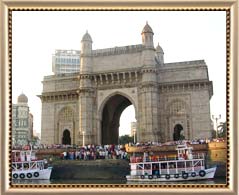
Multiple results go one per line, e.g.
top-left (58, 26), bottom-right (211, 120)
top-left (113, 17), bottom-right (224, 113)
top-left (138, 22), bottom-right (161, 142)
top-left (78, 31), bottom-right (96, 145)
top-left (78, 85), bottom-right (95, 145)
top-left (138, 69), bottom-right (160, 143)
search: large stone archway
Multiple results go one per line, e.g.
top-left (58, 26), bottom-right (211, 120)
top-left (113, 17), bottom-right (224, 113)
top-left (100, 94), bottom-right (133, 145)
top-left (40, 23), bottom-right (213, 145)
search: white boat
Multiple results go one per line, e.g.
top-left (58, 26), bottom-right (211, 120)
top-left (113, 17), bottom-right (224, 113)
top-left (12, 149), bottom-right (52, 180)
top-left (126, 143), bottom-right (217, 182)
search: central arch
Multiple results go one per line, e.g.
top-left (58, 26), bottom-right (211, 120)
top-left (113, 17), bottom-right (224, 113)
top-left (101, 94), bottom-right (134, 145)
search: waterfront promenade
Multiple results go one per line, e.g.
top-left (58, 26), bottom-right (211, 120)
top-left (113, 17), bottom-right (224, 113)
top-left (32, 144), bottom-right (128, 161)
top-left (11, 141), bottom-right (227, 183)
top-left (29, 140), bottom-right (226, 163)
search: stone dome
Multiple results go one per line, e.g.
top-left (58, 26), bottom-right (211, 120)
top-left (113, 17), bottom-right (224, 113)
top-left (17, 93), bottom-right (28, 103)
top-left (141, 22), bottom-right (154, 34)
top-left (156, 43), bottom-right (164, 53)
top-left (81, 31), bottom-right (92, 42)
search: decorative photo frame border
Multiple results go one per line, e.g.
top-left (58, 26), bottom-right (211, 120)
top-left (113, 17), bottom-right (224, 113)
top-left (0, 0), bottom-right (238, 195)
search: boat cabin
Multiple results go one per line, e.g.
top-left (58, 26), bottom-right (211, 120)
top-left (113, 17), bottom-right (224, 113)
top-left (12, 150), bottom-right (37, 162)
top-left (129, 143), bottom-right (205, 177)
top-left (176, 144), bottom-right (193, 160)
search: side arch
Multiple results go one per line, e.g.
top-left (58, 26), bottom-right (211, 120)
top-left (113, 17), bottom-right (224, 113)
top-left (57, 106), bottom-right (75, 144)
top-left (165, 99), bottom-right (191, 141)
top-left (62, 129), bottom-right (71, 145)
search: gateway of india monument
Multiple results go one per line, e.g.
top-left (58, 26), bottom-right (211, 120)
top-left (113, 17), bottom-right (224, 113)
top-left (39, 22), bottom-right (213, 146)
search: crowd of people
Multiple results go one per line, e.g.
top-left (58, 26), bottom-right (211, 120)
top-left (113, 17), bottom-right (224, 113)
top-left (12, 138), bottom-right (225, 161)
top-left (129, 138), bottom-right (215, 147)
top-left (59, 144), bottom-right (128, 161)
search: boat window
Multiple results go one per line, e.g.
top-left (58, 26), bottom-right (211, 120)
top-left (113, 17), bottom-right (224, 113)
top-left (169, 162), bottom-right (176, 168)
top-left (12, 164), bottom-right (17, 170)
top-left (31, 162), bottom-right (37, 169)
top-left (198, 161), bottom-right (202, 166)
top-left (152, 163), bottom-right (159, 170)
top-left (177, 161), bottom-right (185, 168)
top-left (161, 163), bottom-right (167, 169)
top-left (136, 164), bottom-right (144, 170)
top-left (23, 163), bottom-right (29, 169)
top-left (144, 164), bottom-right (151, 170)
top-left (186, 161), bottom-right (192, 167)
top-left (152, 163), bottom-right (160, 175)
top-left (37, 162), bottom-right (41, 168)
top-left (17, 163), bottom-right (22, 170)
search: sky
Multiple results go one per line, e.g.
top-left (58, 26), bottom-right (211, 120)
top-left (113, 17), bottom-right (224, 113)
top-left (12, 11), bottom-right (226, 137)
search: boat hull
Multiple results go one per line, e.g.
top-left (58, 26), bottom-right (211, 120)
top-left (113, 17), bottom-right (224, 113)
top-left (12, 167), bottom-right (53, 180)
top-left (126, 167), bottom-right (216, 182)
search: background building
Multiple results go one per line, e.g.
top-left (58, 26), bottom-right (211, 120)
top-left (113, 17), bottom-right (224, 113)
top-left (12, 93), bottom-right (33, 146)
top-left (40, 23), bottom-right (213, 145)
top-left (52, 49), bottom-right (80, 75)
top-left (28, 113), bottom-right (34, 141)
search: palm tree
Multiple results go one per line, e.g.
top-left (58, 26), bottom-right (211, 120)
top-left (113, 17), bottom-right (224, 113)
top-left (218, 122), bottom-right (227, 138)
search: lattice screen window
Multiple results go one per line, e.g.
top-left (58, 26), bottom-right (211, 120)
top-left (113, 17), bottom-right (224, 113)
top-left (169, 100), bottom-right (187, 115)
top-left (59, 107), bottom-right (73, 121)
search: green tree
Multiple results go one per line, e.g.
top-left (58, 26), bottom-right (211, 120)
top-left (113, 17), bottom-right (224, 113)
top-left (211, 130), bottom-right (217, 139)
top-left (119, 135), bottom-right (134, 145)
top-left (179, 134), bottom-right (185, 140)
top-left (31, 135), bottom-right (40, 145)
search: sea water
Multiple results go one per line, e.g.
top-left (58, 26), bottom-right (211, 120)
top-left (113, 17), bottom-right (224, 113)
top-left (12, 177), bottom-right (226, 185)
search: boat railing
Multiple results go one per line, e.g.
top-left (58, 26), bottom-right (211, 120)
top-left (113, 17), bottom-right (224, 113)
top-left (12, 159), bottom-right (46, 171)
top-left (192, 153), bottom-right (205, 159)
top-left (130, 153), bottom-right (205, 163)
top-left (130, 156), bottom-right (177, 163)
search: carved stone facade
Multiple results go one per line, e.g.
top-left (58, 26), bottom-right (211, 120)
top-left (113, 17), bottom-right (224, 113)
top-left (39, 23), bottom-right (213, 145)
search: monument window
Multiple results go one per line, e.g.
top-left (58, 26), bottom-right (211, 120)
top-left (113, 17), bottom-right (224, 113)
top-left (59, 107), bottom-right (73, 122)
top-left (169, 100), bottom-right (187, 115)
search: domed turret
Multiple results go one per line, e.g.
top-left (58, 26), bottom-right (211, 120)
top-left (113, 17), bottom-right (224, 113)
top-left (155, 43), bottom-right (164, 65)
top-left (141, 22), bottom-right (154, 34)
top-left (80, 30), bottom-right (93, 73)
top-left (156, 43), bottom-right (164, 54)
top-left (141, 22), bottom-right (154, 48)
top-left (17, 93), bottom-right (28, 103)
top-left (81, 30), bottom-right (93, 55)
top-left (81, 30), bottom-right (92, 42)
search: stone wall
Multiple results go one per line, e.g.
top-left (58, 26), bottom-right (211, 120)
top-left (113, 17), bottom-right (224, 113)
top-left (92, 52), bottom-right (143, 72)
top-left (42, 74), bottom-right (79, 92)
top-left (41, 103), bottom-right (55, 144)
top-left (159, 62), bottom-right (208, 83)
